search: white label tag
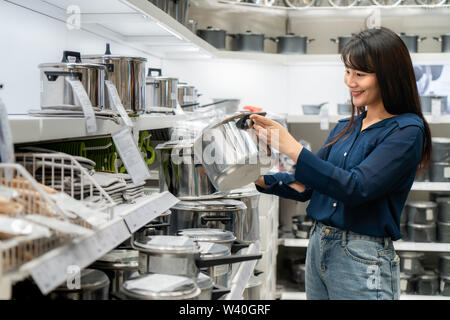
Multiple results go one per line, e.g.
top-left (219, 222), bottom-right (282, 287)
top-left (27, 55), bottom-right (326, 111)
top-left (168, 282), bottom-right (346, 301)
top-left (66, 78), bottom-right (97, 133)
top-left (426, 209), bottom-right (434, 221)
top-left (105, 80), bottom-right (133, 127)
top-left (441, 280), bottom-right (445, 293)
top-left (431, 98), bottom-right (441, 123)
top-left (112, 127), bottom-right (151, 185)
top-left (444, 167), bottom-right (450, 178)
top-left (0, 98), bottom-right (15, 179)
top-left (404, 259), bottom-right (412, 270)
top-left (400, 279), bottom-right (407, 291)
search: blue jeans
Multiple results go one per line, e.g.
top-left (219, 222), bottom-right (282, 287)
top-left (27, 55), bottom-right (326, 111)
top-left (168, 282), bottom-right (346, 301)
top-left (305, 221), bottom-right (400, 300)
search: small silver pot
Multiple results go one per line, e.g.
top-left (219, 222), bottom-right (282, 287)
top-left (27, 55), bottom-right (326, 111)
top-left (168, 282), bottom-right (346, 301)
top-left (439, 254), bottom-right (450, 277)
top-left (432, 137), bottom-right (450, 163)
top-left (406, 201), bottom-right (438, 224)
top-left (437, 221), bottom-right (450, 243)
top-left (407, 222), bottom-right (436, 242)
top-left (399, 33), bottom-right (427, 53)
top-left (417, 271), bottom-right (439, 295)
top-left (178, 84), bottom-right (198, 107)
top-left (398, 252), bottom-right (425, 275)
top-left (420, 95), bottom-right (448, 115)
top-left (430, 162), bottom-right (450, 182)
top-left (436, 197), bottom-right (450, 223)
top-left (433, 34), bottom-right (450, 53)
top-left (146, 68), bottom-right (178, 110)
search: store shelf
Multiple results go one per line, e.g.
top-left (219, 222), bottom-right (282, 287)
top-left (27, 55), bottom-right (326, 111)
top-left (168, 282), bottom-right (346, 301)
top-left (411, 182), bottom-right (450, 191)
top-left (9, 114), bottom-right (187, 144)
top-left (280, 290), bottom-right (450, 300)
top-left (4, 192), bottom-right (179, 295)
top-left (287, 114), bottom-right (450, 125)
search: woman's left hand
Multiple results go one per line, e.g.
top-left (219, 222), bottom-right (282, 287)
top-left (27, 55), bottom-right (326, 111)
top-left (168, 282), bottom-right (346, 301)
top-left (249, 114), bottom-right (303, 163)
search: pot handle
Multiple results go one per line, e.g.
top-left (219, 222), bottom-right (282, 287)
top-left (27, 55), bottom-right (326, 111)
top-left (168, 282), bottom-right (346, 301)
top-left (148, 68), bottom-right (162, 77)
top-left (195, 252), bottom-right (262, 268)
top-left (44, 71), bottom-right (82, 82)
top-left (201, 216), bottom-right (232, 225)
top-left (235, 112), bottom-right (267, 130)
top-left (433, 37), bottom-right (442, 42)
top-left (212, 285), bottom-right (231, 300)
top-left (227, 34), bottom-right (236, 38)
top-left (231, 239), bottom-right (250, 254)
top-left (419, 37), bottom-right (427, 42)
top-left (61, 51), bottom-right (82, 63)
top-left (254, 269), bottom-right (264, 276)
top-left (308, 38), bottom-right (316, 43)
top-left (330, 38), bottom-right (338, 44)
top-left (268, 37), bottom-right (278, 43)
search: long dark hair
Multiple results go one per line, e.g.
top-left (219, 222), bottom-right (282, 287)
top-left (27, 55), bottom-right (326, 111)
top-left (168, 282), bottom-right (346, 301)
top-left (326, 27), bottom-right (432, 171)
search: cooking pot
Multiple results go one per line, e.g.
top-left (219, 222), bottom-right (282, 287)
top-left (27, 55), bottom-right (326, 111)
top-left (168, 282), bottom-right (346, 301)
top-left (90, 249), bottom-right (139, 296)
top-left (407, 222), bottom-right (436, 242)
top-left (149, 0), bottom-right (170, 12)
top-left (197, 26), bottom-right (227, 49)
top-left (400, 272), bottom-right (417, 294)
top-left (436, 197), bottom-right (450, 223)
top-left (171, 200), bottom-right (247, 241)
top-left (439, 254), bottom-right (450, 277)
top-left (196, 241), bottom-right (234, 288)
top-left (156, 139), bottom-right (223, 200)
top-left (224, 186), bottom-right (261, 244)
top-left (178, 83), bottom-right (198, 107)
top-left (420, 95), bottom-right (448, 115)
top-left (330, 35), bottom-right (353, 53)
top-left (433, 35), bottom-right (450, 53)
top-left (417, 271), bottom-right (439, 295)
top-left (405, 201), bottom-right (438, 224)
top-left (242, 274), bottom-right (262, 300)
top-left (432, 138), bottom-right (450, 163)
top-left (39, 51), bottom-right (106, 110)
top-left (302, 102), bottom-right (328, 115)
top-left (145, 68), bottom-right (178, 110)
top-left (169, 0), bottom-right (190, 26)
top-left (193, 112), bottom-right (276, 192)
top-left (82, 44), bottom-right (147, 114)
top-left (196, 272), bottom-right (214, 300)
top-left (399, 33), bottom-right (427, 53)
top-left (269, 34), bottom-right (315, 55)
top-left (430, 162), bottom-right (450, 182)
top-left (229, 31), bottom-right (267, 52)
top-left (398, 252), bottom-right (425, 275)
top-left (119, 273), bottom-right (201, 300)
top-left (132, 235), bottom-right (262, 279)
top-left (49, 268), bottom-right (110, 300)
top-left (134, 209), bottom-right (172, 240)
top-left (437, 221), bottom-right (450, 243)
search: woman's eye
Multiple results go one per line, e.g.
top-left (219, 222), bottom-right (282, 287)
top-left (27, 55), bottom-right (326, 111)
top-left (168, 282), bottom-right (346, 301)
top-left (356, 73), bottom-right (365, 77)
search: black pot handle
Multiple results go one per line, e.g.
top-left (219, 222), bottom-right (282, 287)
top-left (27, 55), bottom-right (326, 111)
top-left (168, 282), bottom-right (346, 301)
top-left (433, 37), bottom-right (441, 42)
top-left (231, 239), bottom-right (250, 254)
top-left (235, 112), bottom-right (267, 130)
top-left (148, 68), bottom-right (162, 77)
top-left (105, 43), bottom-right (112, 55)
top-left (195, 252), bottom-right (262, 268)
top-left (268, 37), bottom-right (278, 43)
top-left (201, 216), bottom-right (232, 225)
top-left (44, 71), bottom-right (82, 82)
top-left (308, 38), bottom-right (316, 43)
top-left (227, 34), bottom-right (236, 38)
top-left (62, 51), bottom-right (82, 63)
top-left (212, 284), bottom-right (231, 300)
top-left (330, 38), bottom-right (338, 44)
top-left (143, 222), bottom-right (171, 229)
top-left (254, 269), bottom-right (264, 276)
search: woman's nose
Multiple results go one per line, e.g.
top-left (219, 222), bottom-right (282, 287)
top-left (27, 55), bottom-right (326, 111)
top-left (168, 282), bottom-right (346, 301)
top-left (345, 74), bottom-right (357, 88)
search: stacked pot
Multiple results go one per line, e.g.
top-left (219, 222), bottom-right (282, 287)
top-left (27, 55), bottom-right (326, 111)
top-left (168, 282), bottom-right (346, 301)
top-left (403, 201), bottom-right (438, 242)
top-left (430, 138), bottom-right (450, 183)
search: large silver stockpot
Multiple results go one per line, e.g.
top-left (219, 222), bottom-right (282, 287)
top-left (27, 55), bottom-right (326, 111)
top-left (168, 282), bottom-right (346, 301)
top-left (82, 44), bottom-right (147, 114)
top-left (39, 51), bottom-right (106, 109)
top-left (193, 112), bottom-right (275, 192)
top-left (145, 68), bottom-right (178, 110)
top-left (170, 200), bottom-right (247, 240)
top-left (178, 83), bottom-right (198, 107)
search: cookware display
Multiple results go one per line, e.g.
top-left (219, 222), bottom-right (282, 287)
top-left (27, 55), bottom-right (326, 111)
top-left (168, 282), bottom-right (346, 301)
top-left (400, 272), bottom-right (417, 294)
top-left (39, 51), bottom-right (106, 110)
top-left (169, 0), bottom-right (190, 26)
top-left (197, 26), bottom-right (227, 49)
top-left (399, 33), bottom-right (427, 53)
top-left (420, 95), bottom-right (448, 115)
top-left (145, 68), bottom-right (178, 111)
top-left (399, 252), bottom-right (425, 275)
top-left (436, 197), bottom-right (450, 223)
top-left (49, 268), bottom-right (110, 300)
top-left (229, 31), bottom-right (266, 52)
top-left (330, 35), bottom-right (353, 53)
top-left (196, 241), bottom-right (234, 288)
top-left (430, 162), bottom-right (450, 182)
top-left (170, 200), bottom-right (247, 241)
top-left (269, 34), bottom-right (315, 55)
top-left (302, 102), bottom-right (328, 115)
top-left (405, 201), bottom-right (438, 224)
top-left (433, 34), bottom-right (450, 53)
top-left (119, 273), bottom-right (201, 300)
top-left (407, 222), bottom-right (436, 242)
top-left (439, 254), bottom-right (450, 276)
top-left (417, 271), bottom-right (440, 295)
top-left (82, 44), bottom-right (147, 114)
top-left (193, 112), bottom-right (275, 192)
top-left (292, 214), bottom-right (313, 239)
top-left (90, 249), bottom-right (139, 297)
top-left (437, 221), bottom-right (450, 243)
top-left (432, 138), bottom-right (450, 163)
top-left (133, 210), bottom-right (172, 240)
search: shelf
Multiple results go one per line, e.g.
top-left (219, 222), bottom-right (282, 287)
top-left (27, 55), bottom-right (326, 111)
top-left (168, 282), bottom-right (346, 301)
top-left (280, 290), bottom-right (450, 300)
top-left (281, 238), bottom-right (450, 252)
top-left (287, 114), bottom-right (450, 125)
top-left (4, 192), bottom-right (179, 295)
top-left (411, 182), bottom-right (450, 191)
top-left (9, 114), bottom-right (187, 144)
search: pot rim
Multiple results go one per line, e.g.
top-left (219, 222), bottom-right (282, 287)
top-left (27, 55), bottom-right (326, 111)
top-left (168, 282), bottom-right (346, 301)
top-left (173, 199), bottom-right (247, 212)
top-left (177, 228), bottom-right (236, 243)
top-left (39, 62), bottom-right (107, 70)
top-left (55, 269), bottom-right (109, 292)
top-left (82, 54), bottom-right (147, 62)
top-left (133, 235), bottom-right (200, 254)
top-left (407, 201), bottom-right (438, 208)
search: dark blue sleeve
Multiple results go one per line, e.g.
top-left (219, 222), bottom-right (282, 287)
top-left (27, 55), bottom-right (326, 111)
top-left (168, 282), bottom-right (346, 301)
top-left (294, 125), bottom-right (424, 207)
top-left (256, 123), bottom-right (342, 202)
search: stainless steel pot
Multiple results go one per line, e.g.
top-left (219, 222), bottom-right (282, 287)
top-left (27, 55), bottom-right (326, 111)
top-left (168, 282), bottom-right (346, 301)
top-left (432, 137), bottom-right (450, 163)
top-left (145, 68), bottom-right (178, 110)
top-left (156, 140), bottom-right (223, 199)
top-left (436, 197), bottom-right (450, 223)
top-left (197, 26), bottom-right (227, 49)
top-left (119, 273), bottom-right (201, 300)
top-left (196, 271), bottom-right (214, 300)
top-left (39, 51), bottom-right (106, 110)
top-left (169, 0), bottom-right (190, 26)
top-left (420, 95), bottom-right (448, 115)
top-left (229, 31), bottom-right (266, 52)
top-left (49, 268), bottom-right (110, 300)
top-left (196, 241), bottom-right (233, 288)
top-left (330, 35), bottom-right (353, 53)
top-left (90, 249), bottom-right (139, 296)
top-left (433, 34), bottom-right (450, 53)
top-left (399, 252), bottom-right (425, 275)
top-left (270, 34), bottom-right (315, 54)
top-left (400, 272), bottom-right (417, 294)
top-left (178, 83), bottom-right (198, 107)
top-left (242, 275), bottom-right (262, 300)
top-left (417, 271), bottom-right (439, 295)
top-left (437, 221), bottom-right (450, 243)
top-left (399, 33), bottom-right (427, 53)
top-left (171, 200), bottom-right (247, 241)
top-left (430, 162), bottom-right (450, 182)
top-left (134, 210), bottom-right (172, 240)
top-left (407, 222), bottom-right (436, 242)
top-left (82, 44), bottom-right (147, 114)
top-left (439, 254), bottom-right (450, 277)
top-left (405, 201), bottom-right (438, 224)
top-left (225, 187), bottom-right (261, 244)
top-left (193, 112), bottom-right (275, 192)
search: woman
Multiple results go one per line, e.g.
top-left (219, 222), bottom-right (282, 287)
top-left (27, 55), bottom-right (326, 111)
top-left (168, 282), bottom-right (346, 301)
top-left (250, 27), bottom-right (432, 300)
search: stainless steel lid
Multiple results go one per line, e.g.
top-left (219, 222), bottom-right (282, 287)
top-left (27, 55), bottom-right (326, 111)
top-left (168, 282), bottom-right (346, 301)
top-left (177, 228), bottom-right (236, 243)
top-left (418, 271), bottom-right (438, 281)
top-left (38, 62), bottom-right (107, 70)
top-left (82, 54), bottom-right (147, 62)
top-left (197, 241), bottom-right (231, 258)
top-left (436, 197), bottom-right (450, 203)
top-left (196, 272), bottom-right (214, 290)
top-left (432, 137), bottom-right (450, 144)
top-left (407, 223), bottom-right (436, 229)
top-left (407, 201), bottom-right (437, 208)
top-left (133, 235), bottom-right (199, 254)
top-left (225, 186), bottom-right (259, 199)
top-left (93, 249), bottom-right (139, 270)
top-left (55, 268), bottom-right (109, 292)
top-left (173, 199), bottom-right (247, 212)
top-left (145, 76), bottom-right (178, 82)
top-left (121, 273), bottom-right (200, 300)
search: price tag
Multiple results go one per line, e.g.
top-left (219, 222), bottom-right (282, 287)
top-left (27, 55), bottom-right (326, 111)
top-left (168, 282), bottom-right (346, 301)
top-left (123, 201), bottom-right (159, 233)
top-left (404, 259), bottom-right (412, 270)
top-left (431, 98), bottom-right (441, 123)
top-left (426, 209), bottom-right (434, 221)
top-left (400, 279), bottom-right (407, 291)
top-left (112, 126), bottom-right (151, 185)
top-left (66, 78), bottom-right (97, 133)
top-left (444, 167), bottom-right (450, 178)
top-left (0, 98), bottom-right (14, 179)
top-left (105, 80), bottom-right (133, 127)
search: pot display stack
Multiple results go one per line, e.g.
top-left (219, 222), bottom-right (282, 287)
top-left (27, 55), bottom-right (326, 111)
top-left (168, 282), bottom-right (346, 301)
top-left (430, 138), bottom-right (450, 182)
top-left (404, 201), bottom-right (438, 242)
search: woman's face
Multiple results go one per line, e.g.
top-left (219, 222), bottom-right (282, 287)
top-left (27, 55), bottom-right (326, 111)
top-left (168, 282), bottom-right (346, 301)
top-left (344, 67), bottom-right (382, 108)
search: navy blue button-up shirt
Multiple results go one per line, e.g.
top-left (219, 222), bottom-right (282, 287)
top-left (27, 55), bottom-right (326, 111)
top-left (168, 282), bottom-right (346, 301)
top-left (256, 111), bottom-right (424, 240)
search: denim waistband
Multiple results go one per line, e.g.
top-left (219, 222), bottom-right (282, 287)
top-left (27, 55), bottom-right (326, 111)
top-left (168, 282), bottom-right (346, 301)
top-left (310, 221), bottom-right (392, 248)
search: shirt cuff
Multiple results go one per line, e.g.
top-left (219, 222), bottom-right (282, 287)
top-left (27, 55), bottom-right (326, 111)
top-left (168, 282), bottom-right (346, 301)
top-left (295, 147), bottom-right (333, 190)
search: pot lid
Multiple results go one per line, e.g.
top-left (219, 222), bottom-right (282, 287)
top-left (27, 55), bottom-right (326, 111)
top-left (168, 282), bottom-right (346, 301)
top-left (239, 30), bottom-right (264, 36)
top-left (201, 26), bottom-right (225, 32)
top-left (55, 269), bottom-right (109, 292)
top-left (196, 272), bottom-right (214, 290)
top-left (177, 228), bottom-right (236, 243)
top-left (133, 235), bottom-right (199, 254)
top-left (418, 271), bottom-right (438, 281)
top-left (93, 249), bottom-right (139, 269)
top-left (225, 186), bottom-right (259, 198)
top-left (432, 137), bottom-right (450, 144)
top-left (407, 201), bottom-right (437, 208)
top-left (38, 62), bottom-right (107, 70)
top-left (197, 241), bottom-right (231, 258)
top-left (407, 222), bottom-right (436, 229)
top-left (121, 273), bottom-right (200, 299)
top-left (146, 76), bottom-right (178, 82)
top-left (436, 197), bottom-right (450, 203)
top-left (278, 33), bottom-right (307, 38)
top-left (399, 251), bottom-right (425, 259)
top-left (173, 199), bottom-right (247, 212)
top-left (82, 54), bottom-right (147, 62)
top-left (399, 32), bottom-right (419, 37)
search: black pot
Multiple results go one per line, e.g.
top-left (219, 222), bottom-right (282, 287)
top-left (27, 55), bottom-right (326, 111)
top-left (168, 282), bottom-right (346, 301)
top-left (399, 33), bottom-right (427, 53)
top-left (433, 35), bottom-right (450, 53)
top-left (330, 35), bottom-right (353, 53)
top-left (197, 26), bottom-right (227, 49)
top-left (229, 31), bottom-right (266, 52)
top-left (270, 34), bottom-right (315, 54)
